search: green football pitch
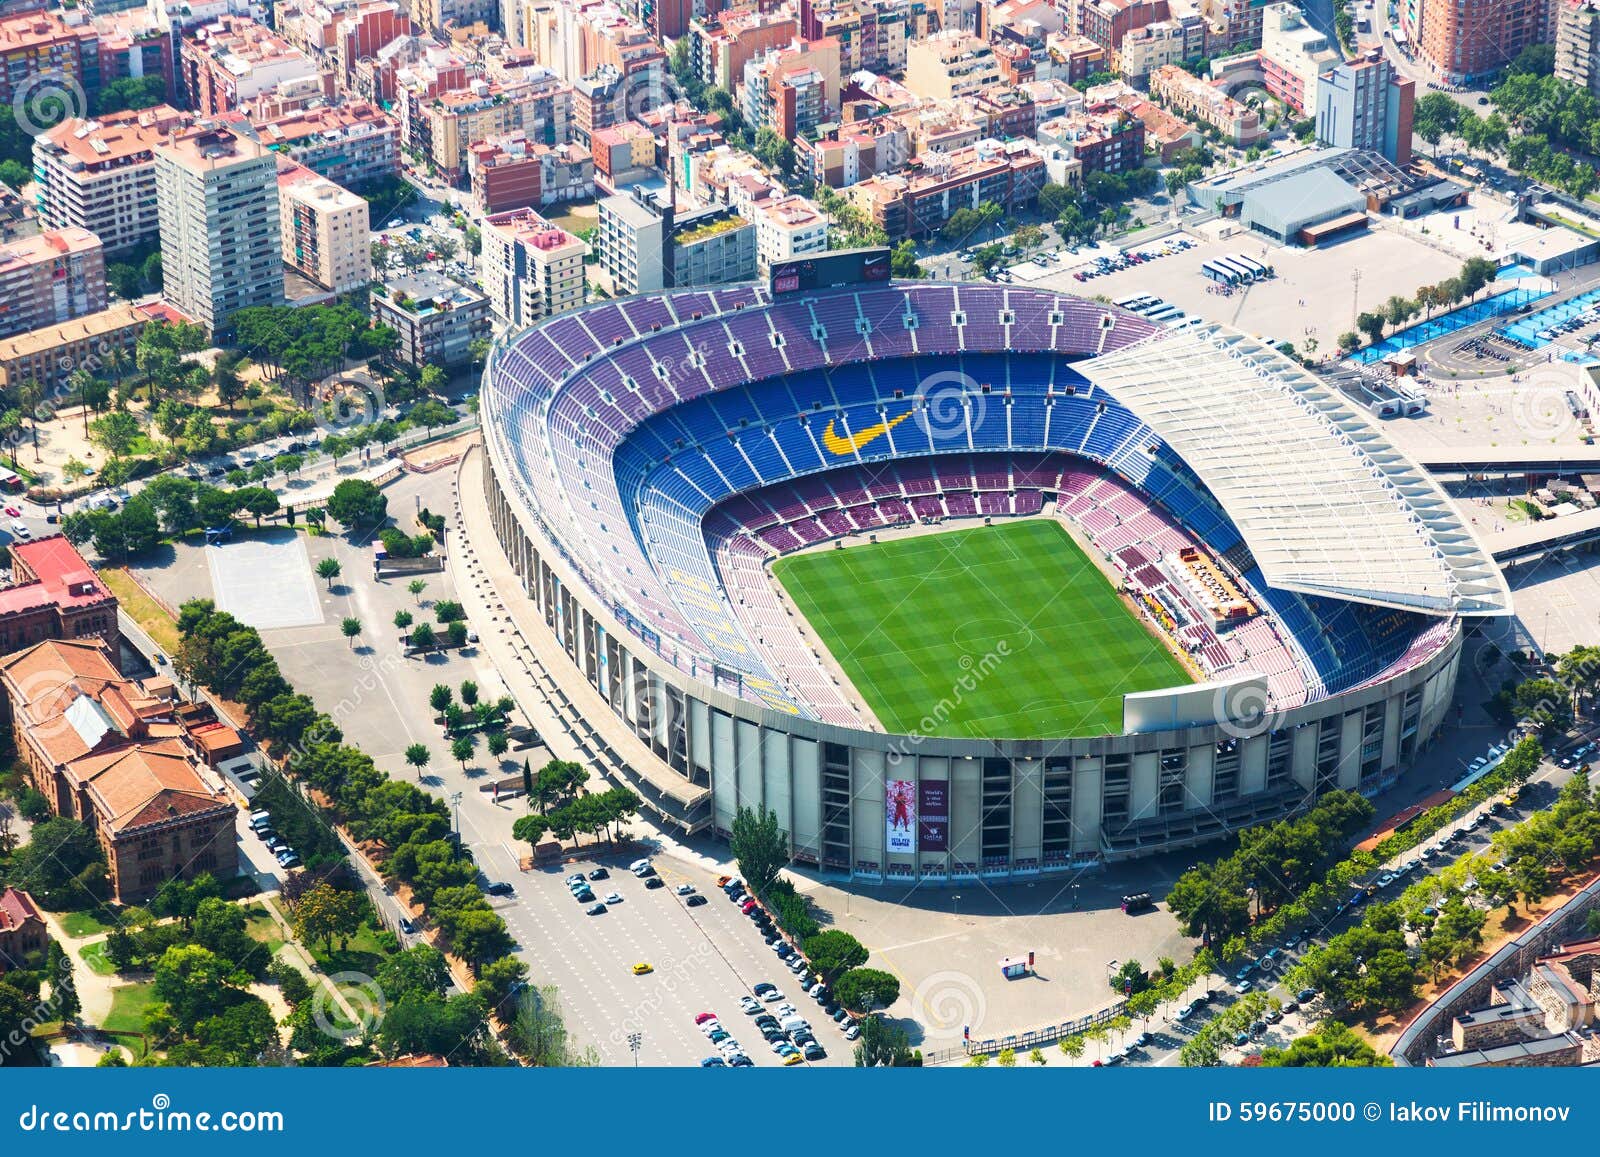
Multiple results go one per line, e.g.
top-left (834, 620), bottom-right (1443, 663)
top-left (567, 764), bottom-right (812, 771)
top-left (770, 519), bottom-right (1194, 739)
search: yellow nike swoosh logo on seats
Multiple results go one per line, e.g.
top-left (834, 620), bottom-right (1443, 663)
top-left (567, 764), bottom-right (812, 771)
top-left (822, 410), bottom-right (912, 455)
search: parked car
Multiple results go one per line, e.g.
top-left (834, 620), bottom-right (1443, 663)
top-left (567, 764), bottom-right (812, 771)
top-left (686, 893), bottom-right (707, 907)
top-left (485, 881), bottom-right (514, 897)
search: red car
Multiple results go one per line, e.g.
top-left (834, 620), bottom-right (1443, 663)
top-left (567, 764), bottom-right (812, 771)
top-left (3, 506), bottom-right (19, 518)
top-left (693, 1012), bottom-right (718, 1025)
top-left (741, 899), bottom-right (758, 913)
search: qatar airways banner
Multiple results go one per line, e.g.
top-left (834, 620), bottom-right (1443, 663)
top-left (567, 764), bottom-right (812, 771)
top-left (918, 781), bottom-right (949, 852)
top-left (885, 780), bottom-right (916, 853)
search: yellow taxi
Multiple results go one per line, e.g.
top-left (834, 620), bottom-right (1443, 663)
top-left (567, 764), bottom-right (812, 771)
top-left (632, 962), bottom-right (653, 975)
top-left (782, 1052), bottom-right (804, 1066)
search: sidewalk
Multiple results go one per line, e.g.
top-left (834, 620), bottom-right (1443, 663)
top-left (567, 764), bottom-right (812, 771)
top-left (446, 446), bottom-right (727, 876)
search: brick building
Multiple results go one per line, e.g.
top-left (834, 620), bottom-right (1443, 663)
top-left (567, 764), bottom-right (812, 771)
top-left (0, 887), bottom-right (46, 972)
top-left (0, 537), bottom-right (119, 657)
top-left (0, 638), bottom-right (237, 904)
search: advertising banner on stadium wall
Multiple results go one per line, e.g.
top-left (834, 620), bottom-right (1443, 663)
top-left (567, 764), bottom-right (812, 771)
top-left (918, 781), bottom-right (949, 851)
top-left (886, 779), bottom-right (916, 853)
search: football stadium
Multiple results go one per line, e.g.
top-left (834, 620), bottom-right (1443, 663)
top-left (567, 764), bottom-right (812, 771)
top-left (477, 252), bottom-right (1512, 880)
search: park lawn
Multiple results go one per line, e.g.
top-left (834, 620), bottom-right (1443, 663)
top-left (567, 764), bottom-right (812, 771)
top-left (101, 982), bottom-right (159, 1036)
top-left (242, 904), bottom-right (286, 957)
top-left (96, 568), bottom-right (182, 655)
top-left (772, 519), bottom-right (1193, 739)
top-left (307, 922), bottom-right (393, 978)
top-left (59, 909), bottom-right (120, 939)
top-left (79, 940), bottom-right (117, 976)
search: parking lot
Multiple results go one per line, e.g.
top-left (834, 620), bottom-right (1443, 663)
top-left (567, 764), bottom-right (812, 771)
top-left (1034, 225), bottom-right (1466, 355)
top-left (482, 848), bottom-right (858, 1067)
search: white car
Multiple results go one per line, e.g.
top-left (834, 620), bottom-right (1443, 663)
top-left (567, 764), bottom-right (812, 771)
top-left (843, 1024), bottom-right (861, 1041)
top-left (604, 892), bottom-right (623, 905)
top-left (760, 989), bottom-right (784, 1003)
top-left (775, 1004), bottom-right (799, 1019)
top-left (716, 1038), bottom-right (743, 1055)
top-left (699, 1020), bottom-right (723, 1037)
top-left (739, 996), bottom-right (763, 1015)
top-left (675, 884), bottom-right (696, 896)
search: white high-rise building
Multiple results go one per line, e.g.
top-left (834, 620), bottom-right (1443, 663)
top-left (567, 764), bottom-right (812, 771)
top-left (277, 162), bottom-right (372, 295)
top-left (480, 207), bottom-right (588, 330)
top-left (154, 123), bottom-right (284, 334)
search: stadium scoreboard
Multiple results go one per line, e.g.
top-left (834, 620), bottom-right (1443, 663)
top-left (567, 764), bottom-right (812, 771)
top-left (770, 246), bottom-right (891, 294)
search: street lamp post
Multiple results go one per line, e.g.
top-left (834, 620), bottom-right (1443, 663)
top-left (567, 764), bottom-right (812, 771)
top-left (1071, 883), bottom-right (1080, 910)
top-left (953, 893), bottom-right (961, 921)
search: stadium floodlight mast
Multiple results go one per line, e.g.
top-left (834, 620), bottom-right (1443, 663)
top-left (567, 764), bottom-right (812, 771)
top-left (628, 1032), bottom-right (642, 1067)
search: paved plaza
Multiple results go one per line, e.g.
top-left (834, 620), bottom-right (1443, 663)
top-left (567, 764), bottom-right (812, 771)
top-left (207, 534), bottom-right (324, 630)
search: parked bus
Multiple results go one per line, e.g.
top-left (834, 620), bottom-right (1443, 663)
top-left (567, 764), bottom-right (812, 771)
top-left (1216, 256), bottom-right (1258, 283)
top-left (1201, 260), bottom-right (1241, 285)
top-left (1113, 294), bottom-right (1159, 311)
top-left (1143, 304), bottom-right (1182, 322)
top-left (1230, 254), bottom-right (1270, 279)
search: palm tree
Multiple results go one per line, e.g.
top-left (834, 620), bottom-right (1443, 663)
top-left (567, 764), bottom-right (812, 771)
top-left (408, 579), bottom-right (427, 604)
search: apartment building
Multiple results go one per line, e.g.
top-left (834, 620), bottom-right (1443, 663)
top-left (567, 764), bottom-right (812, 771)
top-left (1150, 63), bottom-right (1263, 145)
top-left (420, 77), bottom-right (572, 182)
top-left (797, 0), bottom-right (927, 73)
top-left (1316, 50), bottom-right (1415, 166)
top-left (750, 193), bottom-right (828, 270)
top-left (591, 121), bottom-right (657, 186)
top-left (480, 207), bottom-right (587, 329)
top-left (596, 186), bottom-right (756, 294)
top-left (370, 271), bottom-right (490, 368)
top-left (469, 133), bottom-right (594, 212)
top-left (1557, 0), bottom-right (1600, 95)
top-left (154, 123), bottom-right (284, 334)
top-left (1114, 18), bottom-right (1200, 80)
top-left (1260, 1), bottom-right (1339, 114)
top-left (903, 29), bottom-right (1001, 99)
top-left (180, 15), bottom-right (326, 114)
top-left (689, 7), bottom-right (798, 91)
top-left (742, 42), bottom-right (839, 138)
top-left (1405, 0), bottom-right (1552, 84)
top-left (0, 9), bottom-right (100, 108)
top-left (277, 162), bottom-right (371, 294)
top-left (252, 100), bottom-right (400, 190)
top-left (1071, 0), bottom-right (1170, 53)
top-left (1045, 103), bottom-right (1146, 174)
top-left (845, 138), bottom-right (1045, 240)
top-left (0, 228), bottom-right (106, 343)
top-left (796, 117), bottom-right (911, 189)
top-left (0, 300), bottom-right (186, 396)
top-left (32, 106), bottom-right (192, 256)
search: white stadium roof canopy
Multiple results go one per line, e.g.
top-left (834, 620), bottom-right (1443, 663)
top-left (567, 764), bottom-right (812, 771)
top-left (1078, 323), bottom-right (1511, 618)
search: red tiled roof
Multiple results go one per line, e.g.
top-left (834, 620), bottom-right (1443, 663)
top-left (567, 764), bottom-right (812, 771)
top-left (0, 887), bottom-right (42, 933)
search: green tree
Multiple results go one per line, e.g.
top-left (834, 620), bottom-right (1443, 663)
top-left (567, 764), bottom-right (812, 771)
top-left (408, 579), bottom-right (428, 604)
top-left (834, 967), bottom-right (900, 1012)
top-left (801, 929), bottom-right (869, 981)
top-left (88, 410), bottom-right (141, 459)
top-left (852, 1012), bottom-right (915, 1066)
top-left (315, 557), bottom-right (342, 589)
top-left (341, 616), bottom-right (363, 647)
top-left (404, 743), bottom-right (431, 779)
top-left (487, 731), bottom-right (509, 762)
top-left (326, 478), bottom-right (388, 531)
top-left (730, 803), bottom-right (788, 895)
top-left (451, 734), bottom-right (475, 771)
top-left (1259, 1020), bottom-right (1393, 1066)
